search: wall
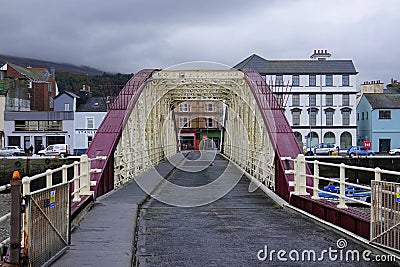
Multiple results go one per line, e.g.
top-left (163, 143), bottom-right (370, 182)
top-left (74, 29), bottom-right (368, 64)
top-left (54, 94), bottom-right (74, 111)
top-left (73, 111), bottom-right (106, 154)
top-left (371, 108), bottom-right (400, 151)
top-left (4, 111), bottom-right (74, 152)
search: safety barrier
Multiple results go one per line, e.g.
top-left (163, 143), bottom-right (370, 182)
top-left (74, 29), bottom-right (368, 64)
top-left (282, 154), bottom-right (400, 251)
top-left (3, 155), bottom-right (106, 266)
top-left (371, 181), bottom-right (400, 253)
top-left (280, 154), bottom-right (389, 208)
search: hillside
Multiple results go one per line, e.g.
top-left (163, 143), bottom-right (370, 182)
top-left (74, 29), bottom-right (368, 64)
top-left (0, 54), bottom-right (133, 97)
top-left (0, 54), bottom-right (104, 75)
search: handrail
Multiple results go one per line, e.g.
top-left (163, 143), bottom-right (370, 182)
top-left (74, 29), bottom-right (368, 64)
top-left (280, 154), bottom-right (393, 209)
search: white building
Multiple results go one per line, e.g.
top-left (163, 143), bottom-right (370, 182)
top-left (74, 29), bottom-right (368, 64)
top-left (4, 111), bottom-right (74, 153)
top-left (234, 50), bottom-right (358, 149)
top-left (54, 90), bottom-right (107, 155)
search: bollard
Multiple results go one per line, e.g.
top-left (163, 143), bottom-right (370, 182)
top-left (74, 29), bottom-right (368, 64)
top-left (6, 171), bottom-right (22, 266)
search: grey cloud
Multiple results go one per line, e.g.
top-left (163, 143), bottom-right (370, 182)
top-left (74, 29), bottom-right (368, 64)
top-left (1, 0), bottom-right (400, 85)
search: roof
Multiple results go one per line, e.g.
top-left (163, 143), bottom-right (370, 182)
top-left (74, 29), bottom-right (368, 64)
top-left (53, 90), bottom-right (80, 100)
top-left (76, 97), bottom-right (107, 112)
top-left (364, 93), bottom-right (400, 109)
top-left (5, 62), bottom-right (53, 81)
top-left (234, 54), bottom-right (358, 74)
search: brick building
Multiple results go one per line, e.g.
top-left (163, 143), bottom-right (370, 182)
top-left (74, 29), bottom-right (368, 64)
top-left (0, 62), bottom-right (58, 111)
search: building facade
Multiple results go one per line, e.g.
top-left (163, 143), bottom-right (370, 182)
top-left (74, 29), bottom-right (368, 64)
top-left (357, 93), bottom-right (400, 152)
top-left (234, 51), bottom-right (358, 149)
top-left (4, 111), bottom-right (74, 153)
top-left (174, 100), bottom-right (224, 150)
top-left (54, 89), bottom-right (107, 155)
top-left (0, 63), bottom-right (58, 111)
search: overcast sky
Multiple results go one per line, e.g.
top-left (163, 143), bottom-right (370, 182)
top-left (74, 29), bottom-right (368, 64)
top-left (1, 0), bottom-right (399, 86)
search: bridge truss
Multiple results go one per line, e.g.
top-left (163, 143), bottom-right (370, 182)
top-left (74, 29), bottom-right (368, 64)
top-left (86, 68), bottom-right (303, 202)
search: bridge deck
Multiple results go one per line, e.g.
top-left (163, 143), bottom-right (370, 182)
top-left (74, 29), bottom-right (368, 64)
top-left (53, 153), bottom-right (391, 266)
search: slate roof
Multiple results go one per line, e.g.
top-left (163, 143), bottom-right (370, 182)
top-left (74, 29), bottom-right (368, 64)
top-left (6, 62), bottom-right (53, 81)
top-left (76, 97), bottom-right (107, 112)
top-left (234, 54), bottom-right (358, 74)
top-left (364, 93), bottom-right (400, 109)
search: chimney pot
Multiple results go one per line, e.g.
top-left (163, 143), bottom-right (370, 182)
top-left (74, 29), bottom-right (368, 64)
top-left (314, 49), bottom-right (316, 54)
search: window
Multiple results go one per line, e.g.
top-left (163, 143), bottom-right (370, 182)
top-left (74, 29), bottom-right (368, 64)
top-left (309, 94), bottom-right (316, 106)
top-left (87, 117), bottom-right (94, 129)
top-left (276, 94), bottom-right (283, 107)
top-left (342, 74), bottom-right (349, 86)
top-left (362, 112), bottom-right (364, 120)
top-left (366, 112), bottom-right (368, 120)
top-left (342, 111), bottom-right (350, 125)
top-left (309, 110), bottom-right (317, 126)
top-left (379, 110), bottom-right (391, 119)
top-left (309, 75), bottom-right (316, 86)
top-left (64, 103), bottom-right (70, 111)
top-left (14, 120), bottom-right (62, 132)
top-left (326, 111), bottom-right (333, 126)
top-left (292, 111), bottom-right (300, 126)
top-left (180, 103), bottom-right (189, 112)
top-left (276, 75), bottom-right (283, 85)
top-left (292, 94), bottom-right (300, 106)
top-left (182, 117), bottom-right (189, 128)
top-left (49, 97), bottom-right (54, 109)
top-left (357, 113), bottom-right (359, 121)
top-left (208, 118), bottom-right (213, 128)
top-left (207, 103), bottom-right (213, 112)
top-left (87, 136), bottom-right (93, 147)
top-left (325, 94), bottom-right (333, 106)
top-left (326, 75), bottom-right (333, 86)
top-left (292, 75), bottom-right (299, 86)
top-left (342, 94), bottom-right (349, 106)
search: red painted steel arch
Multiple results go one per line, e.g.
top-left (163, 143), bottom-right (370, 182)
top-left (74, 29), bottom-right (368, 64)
top-left (85, 68), bottom-right (309, 201)
top-left (85, 69), bottom-right (157, 198)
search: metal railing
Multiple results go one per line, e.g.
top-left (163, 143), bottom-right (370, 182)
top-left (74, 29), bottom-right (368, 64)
top-left (280, 154), bottom-right (399, 209)
top-left (2, 154), bottom-right (106, 266)
top-left (371, 181), bottom-right (400, 252)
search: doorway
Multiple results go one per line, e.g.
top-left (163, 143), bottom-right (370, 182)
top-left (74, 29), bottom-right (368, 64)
top-left (379, 139), bottom-right (391, 153)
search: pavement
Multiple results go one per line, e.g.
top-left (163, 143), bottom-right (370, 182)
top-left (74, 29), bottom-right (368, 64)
top-left (51, 156), bottom-right (178, 267)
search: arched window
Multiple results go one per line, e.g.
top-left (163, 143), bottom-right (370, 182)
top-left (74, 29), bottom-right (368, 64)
top-left (294, 132), bottom-right (303, 146)
top-left (340, 132), bottom-right (352, 149)
top-left (323, 132), bottom-right (335, 144)
top-left (305, 132), bottom-right (319, 147)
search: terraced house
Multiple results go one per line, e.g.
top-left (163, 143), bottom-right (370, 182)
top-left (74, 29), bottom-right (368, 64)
top-left (234, 50), bottom-right (358, 149)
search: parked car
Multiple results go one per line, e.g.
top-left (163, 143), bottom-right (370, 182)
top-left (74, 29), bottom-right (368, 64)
top-left (389, 148), bottom-right (400, 155)
top-left (313, 143), bottom-right (338, 155)
top-left (0, 146), bottom-right (25, 156)
top-left (38, 144), bottom-right (70, 158)
top-left (347, 146), bottom-right (375, 157)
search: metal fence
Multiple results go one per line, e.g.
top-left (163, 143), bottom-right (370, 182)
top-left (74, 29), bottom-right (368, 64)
top-left (280, 154), bottom-right (394, 208)
top-left (282, 154), bottom-right (400, 252)
top-left (24, 182), bottom-right (70, 266)
top-left (371, 181), bottom-right (400, 253)
top-left (2, 154), bottom-right (106, 266)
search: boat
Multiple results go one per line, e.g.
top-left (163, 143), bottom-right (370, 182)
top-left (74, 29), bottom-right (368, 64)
top-left (318, 179), bottom-right (371, 204)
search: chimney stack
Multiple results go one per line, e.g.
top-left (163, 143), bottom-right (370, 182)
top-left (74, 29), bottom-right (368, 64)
top-left (310, 49), bottom-right (331, 60)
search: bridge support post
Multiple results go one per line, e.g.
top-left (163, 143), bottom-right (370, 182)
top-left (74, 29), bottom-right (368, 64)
top-left (337, 163), bottom-right (348, 209)
top-left (7, 171), bottom-right (22, 266)
top-left (294, 154), bottom-right (309, 196)
top-left (311, 160), bottom-right (320, 199)
top-left (80, 155), bottom-right (91, 196)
